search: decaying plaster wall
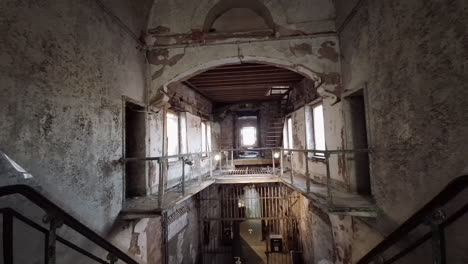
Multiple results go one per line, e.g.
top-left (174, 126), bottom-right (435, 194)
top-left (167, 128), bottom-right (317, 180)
top-left (336, 0), bottom-right (468, 261)
top-left (0, 0), bottom-right (155, 262)
top-left (108, 217), bottom-right (163, 264)
top-left (166, 197), bottom-right (200, 264)
top-left (147, 37), bottom-right (339, 104)
top-left (167, 82), bottom-right (213, 118)
top-left (147, 82), bottom-right (219, 193)
top-left (144, 0), bottom-right (340, 106)
top-left (0, 0), bottom-right (148, 233)
top-left (299, 194), bottom-right (357, 264)
top-left (146, 0), bottom-right (336, 46)
top-left (287, 102), bottom-right (347, 188)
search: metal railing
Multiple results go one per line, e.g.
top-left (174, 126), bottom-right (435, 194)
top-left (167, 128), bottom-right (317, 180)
top-left (123, 151), bottom-right (213, 205)
top-left (0, 184), bottom-right (138, 264)
top-left (121, 147), bottom-right (371, 208)
top-left (357, 175), bottom-right (468, 264)
top-left (281, 148), bottom-right (370, 204)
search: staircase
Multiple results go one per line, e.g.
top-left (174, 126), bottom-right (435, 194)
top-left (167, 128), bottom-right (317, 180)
top-left (264, 92), bottom-right (290, 148)
top-left (264, 117), bottom-right (283, 148)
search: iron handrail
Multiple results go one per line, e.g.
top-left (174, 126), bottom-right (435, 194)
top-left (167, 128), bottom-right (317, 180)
top-left (121, 151), bottom-right (212, 163)
top-left (121, 148), bottom-right (371, 162)
top-left (357, 175), bottom-right (468, 264)
top-left (0, 184), bottom-right (138, 264)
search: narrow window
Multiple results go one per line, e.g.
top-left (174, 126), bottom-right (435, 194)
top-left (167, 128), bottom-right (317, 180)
top-left (287, 117), bottom-right (293, 149)
top-left (179, 113), bottom-right (187, 154)
top-left (305, 106), bottom-right (313, 153)
top-left (241, 126), bottom-right (257, 146)
top-left (283, 117), bottom-right (293, 152)
top-left (201, 120), bottom-right (211, 156)
top-left (312, 104), bottom-right (326, 156)
top-left (201, 121), bottom-right (206, 153)
top-left (207, 122), bottom-right (212, 151)
top-left (166, 111), bottom-right (179, 161)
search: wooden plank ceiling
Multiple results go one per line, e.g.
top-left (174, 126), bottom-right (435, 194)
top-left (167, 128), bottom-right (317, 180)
top-left (184, 63), bottom-right (304, 103)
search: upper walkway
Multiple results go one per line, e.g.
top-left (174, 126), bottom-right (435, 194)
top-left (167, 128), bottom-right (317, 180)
top-left (121, 148), bottom-right (376, 219)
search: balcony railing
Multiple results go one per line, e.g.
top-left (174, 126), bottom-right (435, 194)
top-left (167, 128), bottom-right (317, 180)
top-left (0, 185), bottom-right (138, 264)
top-left (121, 147), bottom-right (373, 214)
top-left (357, 175), bottom-right (468, 264)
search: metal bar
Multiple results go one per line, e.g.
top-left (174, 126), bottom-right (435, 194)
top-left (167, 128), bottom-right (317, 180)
top-left (3, 209), bottom-right (13, 264)
top-left (209, 151), bottom-right (213, 178)
top-left (220, 152), bottom-right (223, 175)
top-left (384, 233), bottom-right (431, 264)
top-left (325, 153), bottom-right (332, 204)
top-left (357, 175), bottom-right (468, 264)
top-left (0, 186), bottom-right (139, 264)
top-left (282, 148), bottom-right (370, 154)
top-left (272, 149), bottom-right (276, 173)
top-left (0, 208), bottom-right (108, 264)
top-left (290, 152), bottom-right (294, 184)
top-left (305, 152), bottom-right (310, 193)
top-left (181, 158), bottom-right (185, 196)
top-left (44, 232), bottom-right (49, 264)
top-left (231, 151), bottom-right (234, 167)
top-left (158, 159), bottom-right (164, 207)
top-left (385, 203), bottom-right (468, 264)
top-left (121, 148), bottom-right (370, 163)
top-left (280, 150), bottom-right (284, 178)
top-left (428, 210), bottom-right (446, 264)
top-left (198, 154), bottom-right (202, 185)
top-left (44, 215), bottom-right (62, 264)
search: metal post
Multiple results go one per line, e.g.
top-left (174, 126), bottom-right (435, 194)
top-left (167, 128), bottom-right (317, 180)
top-left (181, 157), bottom-right (185, 196)
top-left (198, 154), bottom-right (202, 185)
top-left (220, 152), bottom-right (223, 174)
top-left (305, 152), bottom-right (310, 193)
top-left (325, 153), bottom-right (332, 204)
top-left (3, 210), bottom-right (13, 264)
top-left (209, 152), bottom-right (213, 178)
top-left (426, 209), bottom-right (447, 264)
top-left (290, 152), bottom-right (294, 184)
top-left (272, 149), bottom-right (275, 174)
top-left (158, 159), bottom-right (164, 207)
top-left (107, 253), bottom-right (118, 264)
top-left (43, 214), bottom-right (63, 264)
top-left (231, 151), bottom-right (234, 167)
top-left (280, 149), bottom-right (284, 178)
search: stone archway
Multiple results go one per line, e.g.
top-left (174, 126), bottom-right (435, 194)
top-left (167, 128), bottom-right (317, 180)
top-left (151, 55), bottom-right (323, 107)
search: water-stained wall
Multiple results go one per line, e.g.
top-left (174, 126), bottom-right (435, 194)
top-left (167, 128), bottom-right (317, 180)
top-left (336, 0), bottom-right (468, 261)
top-left (0, 0), bottom-right (150, 234)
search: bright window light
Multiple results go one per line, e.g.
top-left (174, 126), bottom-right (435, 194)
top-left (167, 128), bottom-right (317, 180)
top-left (167, 112), bottom-right (179, 156)
top-left (313, 104), bottom-right (326, 155)
top-left (201, 121), bottom-right (206, 152)
top-left (287, 117), bottom-right (293, 149)
top-left (241, 126), bottom-right (257, 146)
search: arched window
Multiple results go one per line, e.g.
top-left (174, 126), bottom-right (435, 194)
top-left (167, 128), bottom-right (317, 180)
top-left (203, 0), bottom-right (275, 34)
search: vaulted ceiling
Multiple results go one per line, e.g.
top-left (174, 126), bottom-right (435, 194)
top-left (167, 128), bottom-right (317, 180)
top-left (183, 63), bottom-right (305, 103)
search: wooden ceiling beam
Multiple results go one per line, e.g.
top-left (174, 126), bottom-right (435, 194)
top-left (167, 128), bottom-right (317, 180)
top-left (195, 80), bottom-right (300, 88)
top-left (196, 68), bottom-right (290, 76)
top-left (204, 90), bottom-right (270, 94)
top-left (183, 63), bottom-right (303, 103)
top-left (192, 79), bottom-right (302, 86)
top-left (190, 73), bottom-right (301, 82)
top-left (213, 97), bottom-right (279, 102)
top-left (207, 64), bottom-right (283, 72)
top-left (197, 85), bottom-right (291, 91)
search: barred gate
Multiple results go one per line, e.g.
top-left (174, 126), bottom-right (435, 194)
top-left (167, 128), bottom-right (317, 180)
top-left (198, 183), bottom-right (302, 264)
